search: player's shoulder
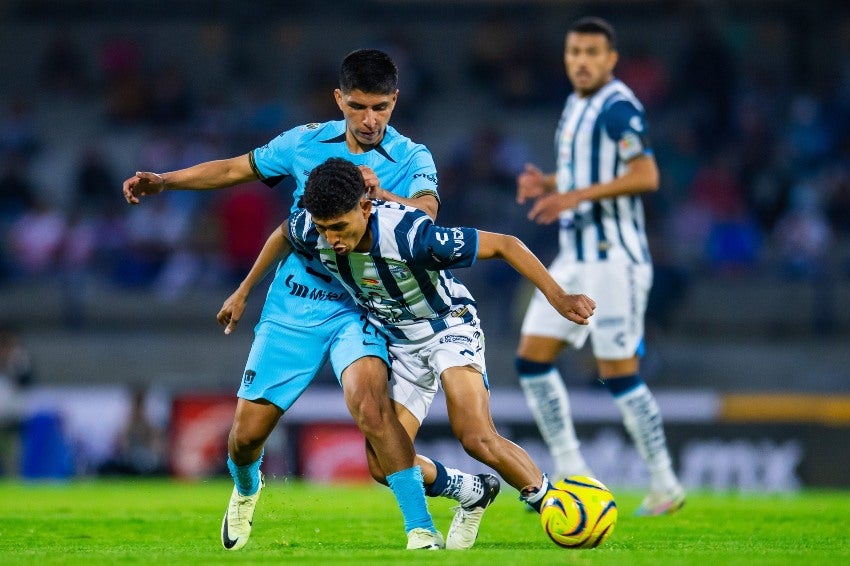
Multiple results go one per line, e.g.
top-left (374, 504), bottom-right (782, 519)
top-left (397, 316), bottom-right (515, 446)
top-left (288, 120), bottom-right (344, 141)
top-left (599, 79), bottom-right (643, 112)
top-left (381, 125), bottom-right (431, 158)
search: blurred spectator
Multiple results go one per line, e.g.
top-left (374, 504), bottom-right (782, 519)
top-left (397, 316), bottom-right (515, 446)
top-left (58, 208), bottom-right (98, 327)
top-left (40, 32), bottom-right (88, 95)
top-left (774, 182), bottom-right (832, 279)
top-left (0, 154), bottom-right (37, 222)
top-left (117, 195), bottom-right (189, 287)
top-left (676, 18), bottom-right (735, 151)
top-left (74, 147), bottom-right (117, 213)
top-left (149, 62), bottom-right (196, 126)
top-left (617, 43), bottom-right (670, 111)
top-left (0, 100), bottom-right (41, 162)
top-left (99, 388), bottom-right (167, 476)
top-left (8, 199), bottom-right (67, 278)
top-left (99, 36), bottom-right (150, 124)
top-left (0, 326), bottom-right (33, 476)
top-left (213, 181), bottom-right (284, 284)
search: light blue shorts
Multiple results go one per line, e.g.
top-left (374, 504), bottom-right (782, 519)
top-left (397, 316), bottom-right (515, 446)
top-left (237, 311), bottom-right (389, 411)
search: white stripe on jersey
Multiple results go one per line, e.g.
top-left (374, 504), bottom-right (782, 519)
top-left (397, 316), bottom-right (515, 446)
top-left (555, 79), bottom-right (652, 264)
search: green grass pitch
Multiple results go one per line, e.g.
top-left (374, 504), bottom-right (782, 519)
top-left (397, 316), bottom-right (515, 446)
top-left (0, 478), bottom-right (848, 564)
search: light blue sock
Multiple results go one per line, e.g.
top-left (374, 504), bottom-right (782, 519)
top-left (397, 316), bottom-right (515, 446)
top-left (227, 450), bottom-right (263, 496)
top-left (386, 465), bottom-right (435, 533)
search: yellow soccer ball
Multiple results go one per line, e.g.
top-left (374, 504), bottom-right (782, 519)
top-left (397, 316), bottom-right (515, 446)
top-left (540, 476), bottom-right (618, 548)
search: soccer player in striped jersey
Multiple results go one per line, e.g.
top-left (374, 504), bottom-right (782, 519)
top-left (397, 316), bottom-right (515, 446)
top-left (218, 157), bottom-right (596, 541)
top-left (124, 49), bottom-right (494, 551)
top-left (513, 17), bottom-right (685, 516)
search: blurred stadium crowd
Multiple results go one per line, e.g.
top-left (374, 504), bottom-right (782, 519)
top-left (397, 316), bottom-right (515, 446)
top-left (0, 1), bottom-right (849, 379)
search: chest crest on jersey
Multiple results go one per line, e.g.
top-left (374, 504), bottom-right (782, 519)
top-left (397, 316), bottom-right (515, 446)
top-left (389, 263), bottom-right (411, 281)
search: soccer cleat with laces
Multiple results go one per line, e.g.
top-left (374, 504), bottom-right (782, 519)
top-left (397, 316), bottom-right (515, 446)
top-left (634, 485), bottom-right (685, 516)
top-left (446, 473), bottom-right (501, 550)
top-left (221, 474), bottom-right (265, 550)
top-left (406, 527), bottom-right (445, 550)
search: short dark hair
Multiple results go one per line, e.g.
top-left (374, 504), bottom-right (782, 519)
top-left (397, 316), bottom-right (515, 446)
top-left (569, 17), bottom-right (617, 49)
top-left (339, 48), bottom-right (399, 94)
top-left (303, 158), bottom-right (366, 219)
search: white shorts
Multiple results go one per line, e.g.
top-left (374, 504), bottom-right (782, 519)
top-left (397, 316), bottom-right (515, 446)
top-left (520, 254), bottom-right (653, 360)
top-left (388, 323), bottom-right (487, 424)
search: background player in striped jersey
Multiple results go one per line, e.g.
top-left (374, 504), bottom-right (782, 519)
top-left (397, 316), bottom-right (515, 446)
top-left (218, 157), bottom-right (596, 539)
top-left (123, 49), bottom-right (496, 551)
top-left (513, 17), bottom-right (685, 515)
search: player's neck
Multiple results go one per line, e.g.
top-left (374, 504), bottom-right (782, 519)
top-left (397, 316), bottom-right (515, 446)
top-left (353, 228), bottom-right (373, 252)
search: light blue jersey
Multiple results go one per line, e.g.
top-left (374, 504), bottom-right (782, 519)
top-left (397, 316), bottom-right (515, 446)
top-left (237, 120), bottom-right (438, 410)
top-left (555, 78), bottom-right (652, 264)
top-left (289, 202), bottom-right (479, 342)
top-left (248, 120), bottom-right (439, 327)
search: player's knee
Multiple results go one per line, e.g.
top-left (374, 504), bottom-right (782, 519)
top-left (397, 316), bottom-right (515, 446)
top-left (345, 389), bottom-right (390, 436)
top-left (228, 426), bottom-right (265, 459)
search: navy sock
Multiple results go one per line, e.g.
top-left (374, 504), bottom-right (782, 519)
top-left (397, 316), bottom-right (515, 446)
top-left (515, 358), bottom-right (553, 377)
top-left (601, 374), bottom-right (642, 397)
top-left (424, 459), bottom-right (449, 497)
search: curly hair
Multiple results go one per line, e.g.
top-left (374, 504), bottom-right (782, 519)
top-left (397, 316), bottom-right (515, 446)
top-left (303, 158), bottom-right (366, 219)
top-left (339, 48), bottom-right (398, 94)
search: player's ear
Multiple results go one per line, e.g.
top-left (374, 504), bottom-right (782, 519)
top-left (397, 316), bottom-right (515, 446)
top-left (360, 198), bottom-right (372, 217)
top-left (334, 89), bottom-right (344, 109)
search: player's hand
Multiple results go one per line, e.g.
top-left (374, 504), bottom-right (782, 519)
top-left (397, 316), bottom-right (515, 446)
top-left (217, 290), bottom-right (248, 335)
top-left (516, 163), bottom-right (548, 204)
top-left (528, 191), bottom-right (581, 225)
top-left (123, 171), bottom-right (166, 204)
top-left (550, 292), bottom-right (596, 325)
top-left (359, 165), bottom-right (384, 199)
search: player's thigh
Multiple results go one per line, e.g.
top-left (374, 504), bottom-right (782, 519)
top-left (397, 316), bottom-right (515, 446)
top-left (440, 365), bottom-right (496, 438)
top-left (238, 320), bottom-right (330, 411)
top-left (520, 255), bottom-right (589, 350)
top-left (585, 262), bottom-right (652, 361)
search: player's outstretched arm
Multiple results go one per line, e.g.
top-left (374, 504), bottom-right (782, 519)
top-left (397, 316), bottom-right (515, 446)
top-left (217, 223), bottom-right (293, 335)
top-left (516, 163), bottom-right (556, 204)
top-left (123, 154), bottom-right (257, 204)
top-left (476, 230), bottom-right (596, 325)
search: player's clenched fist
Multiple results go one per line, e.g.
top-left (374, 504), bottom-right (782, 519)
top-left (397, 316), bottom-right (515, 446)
top-left (549, 292), bottom-right (596, 325)
top-left (123, 171), bottom-right (166, 204)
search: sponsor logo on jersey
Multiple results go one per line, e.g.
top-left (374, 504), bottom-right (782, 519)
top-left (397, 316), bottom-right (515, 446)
top-left (439, 334), bottom-right (472, 345)
top-left (450, 306), bottom-right (469, 318)
top-left (243, 369), bottom-right (256, 385)
top-left (619, 131), bottom-right (643, 158)
top-left (305, 122), bottom-right (320, 130)
top-left (412, 172), bottom-right (437, 184)
top-left (284, 274), bottom-right (346, 301)
top-left (361, 277), bottom-right (381, 287)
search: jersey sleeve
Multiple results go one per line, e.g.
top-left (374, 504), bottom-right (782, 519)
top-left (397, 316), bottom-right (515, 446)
top-left (249, 126), bottom-right (304, 186)
top-left (403, 146), bottom-right (439, 200)
top-left (407, 214), bottom-right (478, 270)
top-left (287, 208), bottom-right (319, 256)
top-left (604, 99), bottom-right (652, 163)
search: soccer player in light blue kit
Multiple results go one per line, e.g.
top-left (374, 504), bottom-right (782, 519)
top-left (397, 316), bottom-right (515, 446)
top-left (123, 49), bottom-right (497, 551)
top-left (218, 157), bottom-right (598, 538)
top-left (513, 17), bottom-right (685, 515)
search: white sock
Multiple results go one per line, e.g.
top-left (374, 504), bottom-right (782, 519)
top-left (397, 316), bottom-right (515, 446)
top-left (520, 368), bottom-right (592, 477)
top-left (441, 467), bottom-right (484, 508)
top-left (613, 383), bottom-right (679, 492)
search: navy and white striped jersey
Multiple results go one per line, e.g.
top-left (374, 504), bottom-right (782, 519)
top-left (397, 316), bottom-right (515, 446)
top-left (288, 202), bottom-right (480, 342)
top-left (555, 78), bottom-right (653, 264)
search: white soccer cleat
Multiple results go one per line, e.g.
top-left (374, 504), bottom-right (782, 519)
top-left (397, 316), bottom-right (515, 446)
top-left (406, 527), bottom-right (445, 550)
top-left (634, 484), bottom-right (685, 517)
top-left (446, 473), bottom-right (501, 550)
top-left (221, 474), bottom-right (265, 550)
